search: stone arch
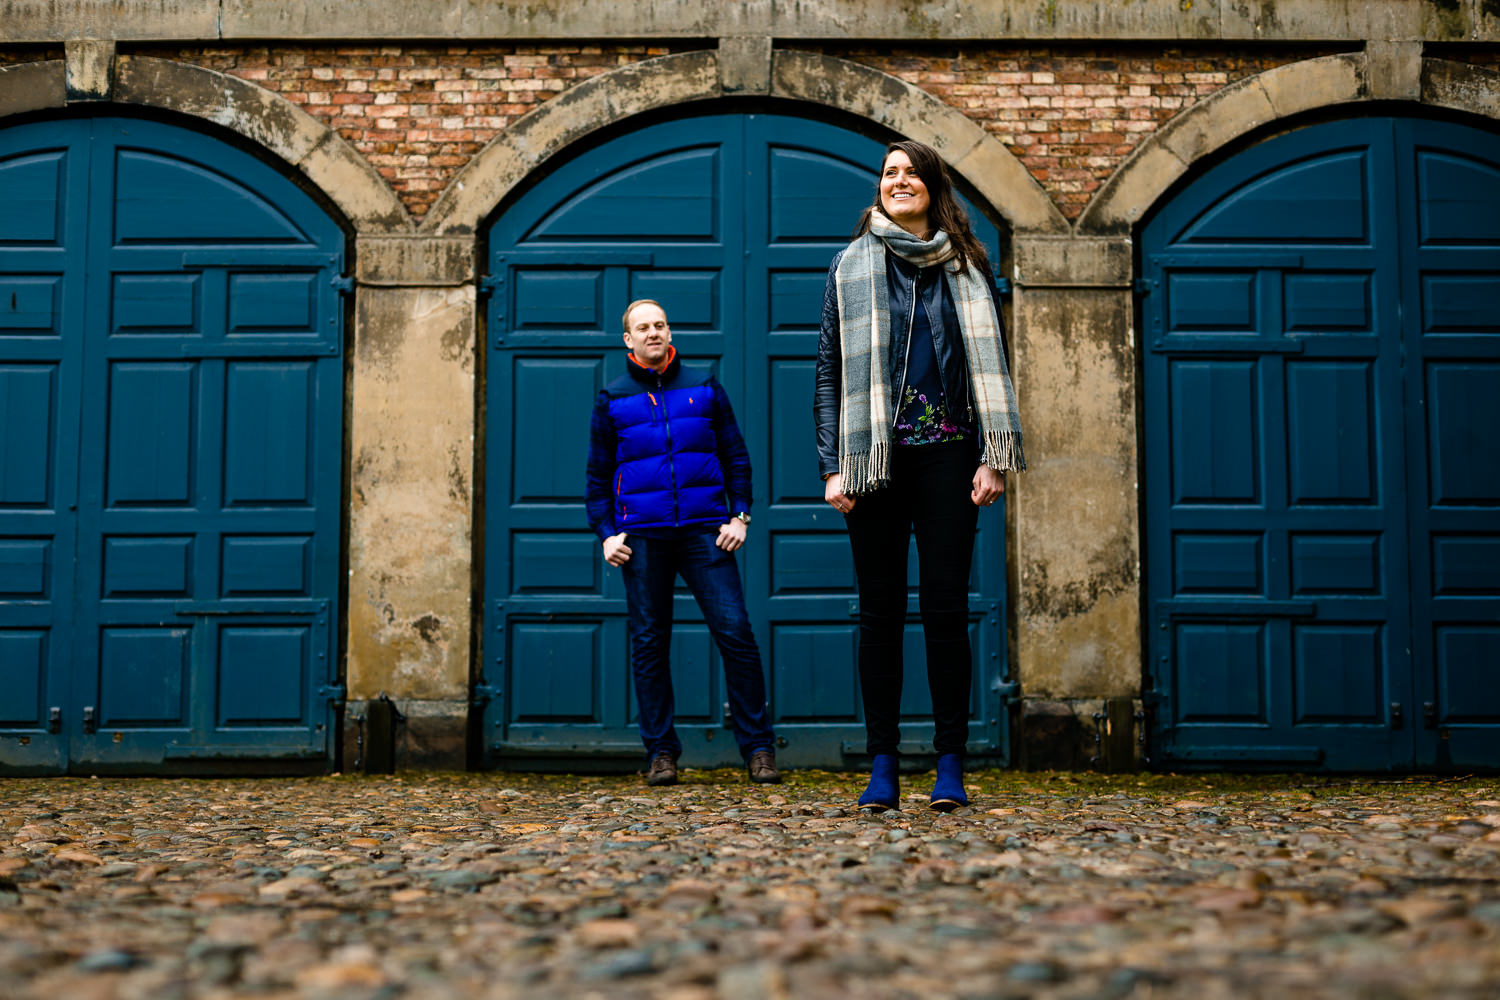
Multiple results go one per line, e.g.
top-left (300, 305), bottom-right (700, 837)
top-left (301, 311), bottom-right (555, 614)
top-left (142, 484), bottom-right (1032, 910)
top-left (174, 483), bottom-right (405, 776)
top-left (0, 57), bottom-right (410, 234)
top-left (421, 48), bottom-right (1067, 236)
top-left (1077, 53), bottom-right (1500, 236)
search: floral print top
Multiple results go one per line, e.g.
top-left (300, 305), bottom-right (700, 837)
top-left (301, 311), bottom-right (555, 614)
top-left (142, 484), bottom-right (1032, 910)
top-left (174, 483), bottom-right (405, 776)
top-left (894, 384), bottom-right (969, 446)
top-left (893, 292), bottom-right (972, 446)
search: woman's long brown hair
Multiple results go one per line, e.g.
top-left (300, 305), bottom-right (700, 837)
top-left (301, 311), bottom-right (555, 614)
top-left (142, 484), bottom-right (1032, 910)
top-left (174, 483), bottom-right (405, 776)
top-left (853, 139), bottom-right (990, 277)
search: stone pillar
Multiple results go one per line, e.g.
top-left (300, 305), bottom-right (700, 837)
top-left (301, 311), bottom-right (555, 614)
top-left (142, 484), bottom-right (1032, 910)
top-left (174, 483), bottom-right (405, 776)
top-left (1010, 235), bottom-right (1141, 769)
top-left (345, 236), bottom-right (476, 770)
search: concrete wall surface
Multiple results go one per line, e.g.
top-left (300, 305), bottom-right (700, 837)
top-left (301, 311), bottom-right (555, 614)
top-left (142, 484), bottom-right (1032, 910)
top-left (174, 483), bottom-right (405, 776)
top-left (4, 0), bottom-right (1500, 43)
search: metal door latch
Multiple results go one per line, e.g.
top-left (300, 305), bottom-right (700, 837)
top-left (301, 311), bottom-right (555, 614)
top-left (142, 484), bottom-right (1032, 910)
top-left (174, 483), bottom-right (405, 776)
top-left (82, 706), bottom-right (97, 734)
top-left (1390, 702), bottom-right (1403, 729)
top-left (48, 707), bottom-right (61, 734)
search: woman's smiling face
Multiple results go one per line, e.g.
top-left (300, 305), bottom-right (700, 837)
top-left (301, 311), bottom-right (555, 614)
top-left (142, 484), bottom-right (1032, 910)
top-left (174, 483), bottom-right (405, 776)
top-left (879, 149), bottom-right (931, 235)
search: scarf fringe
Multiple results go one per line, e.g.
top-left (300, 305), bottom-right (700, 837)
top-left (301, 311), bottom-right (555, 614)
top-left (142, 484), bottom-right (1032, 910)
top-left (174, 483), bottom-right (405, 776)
top-left (839, 442), bottom-right (889, 495)
top-left (981, 429), bottom-right (1027, 473)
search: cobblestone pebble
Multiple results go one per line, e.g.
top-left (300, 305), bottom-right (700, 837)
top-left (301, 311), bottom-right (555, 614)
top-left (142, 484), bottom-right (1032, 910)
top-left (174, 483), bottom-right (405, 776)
top-left (1, 770), bottom-right (1498, 998)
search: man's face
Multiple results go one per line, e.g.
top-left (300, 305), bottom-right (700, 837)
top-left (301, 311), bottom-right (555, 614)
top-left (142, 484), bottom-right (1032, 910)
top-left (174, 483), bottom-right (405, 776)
top-left (623, 302), bottom-right (672, 367)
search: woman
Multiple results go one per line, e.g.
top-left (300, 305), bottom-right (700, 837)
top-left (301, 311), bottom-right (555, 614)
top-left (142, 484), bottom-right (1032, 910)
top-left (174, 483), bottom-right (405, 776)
top-left (814, 139), bottom-right (1025, 812)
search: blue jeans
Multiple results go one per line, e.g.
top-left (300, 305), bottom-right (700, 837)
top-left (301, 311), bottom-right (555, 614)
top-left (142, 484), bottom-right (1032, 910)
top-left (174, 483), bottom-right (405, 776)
top-left (619, 530), bottom-right (775, 762)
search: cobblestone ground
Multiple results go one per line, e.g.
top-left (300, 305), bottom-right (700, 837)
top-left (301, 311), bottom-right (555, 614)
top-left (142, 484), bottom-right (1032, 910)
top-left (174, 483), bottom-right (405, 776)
top-left (3, 770), bottom-right (1500, 999)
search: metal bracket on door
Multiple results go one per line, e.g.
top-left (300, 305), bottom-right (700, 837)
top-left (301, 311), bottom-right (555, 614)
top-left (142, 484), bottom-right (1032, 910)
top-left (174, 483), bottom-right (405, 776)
top-left (48, 707), bottom-right (61, 734)
top-left (82, 706), bottom-right (97, 734)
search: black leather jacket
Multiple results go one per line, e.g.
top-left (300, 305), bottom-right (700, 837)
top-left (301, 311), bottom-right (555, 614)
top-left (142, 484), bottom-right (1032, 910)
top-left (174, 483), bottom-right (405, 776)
top-left (814, 247), bottom-right (1005, 479)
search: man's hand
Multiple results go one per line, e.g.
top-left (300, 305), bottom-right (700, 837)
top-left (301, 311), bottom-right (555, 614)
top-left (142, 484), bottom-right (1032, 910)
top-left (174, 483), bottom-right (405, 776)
top-left (716, 519), bottom-right (747, 551)
top-left (602, 532), bottom-right (633, 566)
top-left (824, 473), bottom-right (856, 514)
top-left (972, 465), bottom-right (1005, 507)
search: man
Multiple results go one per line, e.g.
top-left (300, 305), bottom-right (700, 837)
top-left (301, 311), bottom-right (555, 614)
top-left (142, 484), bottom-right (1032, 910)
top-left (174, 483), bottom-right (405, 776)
top-left (585, 299), bottom-right (780, 787)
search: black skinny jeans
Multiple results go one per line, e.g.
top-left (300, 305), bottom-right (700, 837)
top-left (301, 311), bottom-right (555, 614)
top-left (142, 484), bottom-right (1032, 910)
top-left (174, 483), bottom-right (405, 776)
top-left (844, 440), bottom-right (978, 757)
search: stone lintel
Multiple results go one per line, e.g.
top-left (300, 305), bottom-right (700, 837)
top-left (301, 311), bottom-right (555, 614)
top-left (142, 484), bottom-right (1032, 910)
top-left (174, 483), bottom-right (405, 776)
top-left (4, 1), bottom-right (1494, 44)
top-left (1367, 40), bottom-right (1424, 102)
top-left (64, 39), bottom-right (114, 101)
top-left (718, 35), bottom-right (772, 95)
top-left (1014, 237), bottom-right (1133, 288)
top-left (356, 236), bottom-right (475, 286)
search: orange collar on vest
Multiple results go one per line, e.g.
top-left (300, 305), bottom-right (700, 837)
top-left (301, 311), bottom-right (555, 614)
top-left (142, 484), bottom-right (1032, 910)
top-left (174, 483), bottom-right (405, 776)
top-left (628, 345), bottom-right (676, 374)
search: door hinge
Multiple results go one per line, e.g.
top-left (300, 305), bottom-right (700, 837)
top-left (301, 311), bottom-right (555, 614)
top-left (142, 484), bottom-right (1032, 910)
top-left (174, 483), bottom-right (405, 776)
top-left (477, 273), bottom-right (505, 296)
top-left (48, 707), bottom-right (61, 734)
top-left (330, 274), bottom-right (355, 295)
top-left (471, 683), bottom-right (501, 706)
top-left (318, 683), bottom-right (347, 707)
top-left (1134, 277), bottom-right (1156, 296)
top-left (1134, 708), bottom-right (1151, 766)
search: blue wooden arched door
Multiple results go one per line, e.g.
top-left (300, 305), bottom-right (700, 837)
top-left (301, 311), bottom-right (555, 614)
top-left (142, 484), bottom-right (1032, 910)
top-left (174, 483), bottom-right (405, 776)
top-left (481, 113), bottom-right (1012, 768)
top-left (1141, 117), bottom-right (1500, 771)
top-left (0, 118), bottom-right (346, 774)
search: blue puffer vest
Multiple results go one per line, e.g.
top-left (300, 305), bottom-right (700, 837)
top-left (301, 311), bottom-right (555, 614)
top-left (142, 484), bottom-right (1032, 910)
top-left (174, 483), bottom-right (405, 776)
top-left (605, 353), bottom-right (730, 533)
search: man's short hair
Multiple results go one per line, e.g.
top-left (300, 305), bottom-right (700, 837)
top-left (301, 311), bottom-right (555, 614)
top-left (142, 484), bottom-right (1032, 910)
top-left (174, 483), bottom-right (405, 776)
top-left (622, 298), bottom-right (665, 333)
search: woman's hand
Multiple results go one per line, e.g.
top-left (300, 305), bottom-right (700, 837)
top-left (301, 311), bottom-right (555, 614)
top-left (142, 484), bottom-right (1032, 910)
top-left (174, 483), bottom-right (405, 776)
top-left (972, 465), bottom-right (1005, 507)
top-left (824, 473), bottom-right (856, 514)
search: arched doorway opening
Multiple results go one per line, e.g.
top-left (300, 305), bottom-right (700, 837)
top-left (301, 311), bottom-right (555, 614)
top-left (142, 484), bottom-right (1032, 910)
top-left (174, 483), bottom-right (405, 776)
top-left (478, 111), bottom-right (1014, 769)
top-left (0, 115), bottom-right (348, 774)
top-left (1139, 114), bottom-right (1500, 771)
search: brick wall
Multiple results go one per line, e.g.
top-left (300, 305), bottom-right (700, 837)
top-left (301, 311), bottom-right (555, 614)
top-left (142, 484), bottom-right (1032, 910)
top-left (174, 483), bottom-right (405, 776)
top-left (1431, 45), bottom-right (1500, 68)
top-left (818, 45), bottom-right (1350, 220)
top-left (0, 48), bottom-right (60, 64)
top-left (132, 44), bottom-right (705, 220)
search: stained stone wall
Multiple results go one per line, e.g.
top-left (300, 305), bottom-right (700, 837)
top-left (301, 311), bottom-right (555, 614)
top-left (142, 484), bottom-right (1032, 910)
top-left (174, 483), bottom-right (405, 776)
top-left (2, 1), bottom-right (1498, 770)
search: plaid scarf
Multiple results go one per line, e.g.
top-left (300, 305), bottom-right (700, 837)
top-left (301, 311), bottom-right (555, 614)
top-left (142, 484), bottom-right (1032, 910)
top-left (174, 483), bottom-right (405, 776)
top-left (834, 210), bottom-right (1026, 493)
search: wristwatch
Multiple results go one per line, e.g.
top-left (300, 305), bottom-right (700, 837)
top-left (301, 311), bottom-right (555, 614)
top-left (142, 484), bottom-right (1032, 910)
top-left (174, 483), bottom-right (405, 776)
top-left (734, 512), bottom-right (752, 526)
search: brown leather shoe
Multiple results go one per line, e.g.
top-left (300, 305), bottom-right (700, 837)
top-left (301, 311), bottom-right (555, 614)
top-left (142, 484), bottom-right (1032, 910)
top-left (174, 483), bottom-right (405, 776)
top-left (646, 752), bottom-right (678, 787)
top-left (747, 749), bottom-right (781, 784)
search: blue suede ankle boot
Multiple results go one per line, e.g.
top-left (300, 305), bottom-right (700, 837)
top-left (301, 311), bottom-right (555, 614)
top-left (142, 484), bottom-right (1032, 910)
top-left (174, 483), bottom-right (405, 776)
top-left (929, 753), bottom-right (968, 812)
top-left (857, 753), bottom-right (900, 812)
